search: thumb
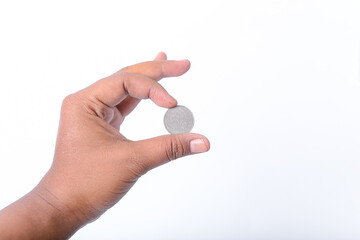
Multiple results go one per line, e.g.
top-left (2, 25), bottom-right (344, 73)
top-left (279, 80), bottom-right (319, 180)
top-left (129, 133), bottom-right (210, 174)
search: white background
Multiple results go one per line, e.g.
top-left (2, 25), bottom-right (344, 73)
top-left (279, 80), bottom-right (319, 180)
top-left (1, 0), bottom-right (360, 239)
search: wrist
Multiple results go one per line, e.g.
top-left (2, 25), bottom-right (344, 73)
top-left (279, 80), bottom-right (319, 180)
top-left (25, 186), bottom-right (85, 239)
top-left (36, 171), bottom-right (104, 226)
top-left (31, 185), bottom-right (85, 235)
top-left (0, 185), bottom-right (85, 239)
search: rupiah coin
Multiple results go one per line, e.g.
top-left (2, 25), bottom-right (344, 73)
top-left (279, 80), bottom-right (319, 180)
top-left (164, 105), bottom-right (194, 134)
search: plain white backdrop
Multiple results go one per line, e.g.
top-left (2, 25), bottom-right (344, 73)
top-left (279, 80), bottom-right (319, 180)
top-left (1, 0), bottom-right (360, 239)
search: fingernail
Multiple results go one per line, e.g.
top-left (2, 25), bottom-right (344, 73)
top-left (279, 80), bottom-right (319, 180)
top-left (190, 139), bottom-right (208, 153)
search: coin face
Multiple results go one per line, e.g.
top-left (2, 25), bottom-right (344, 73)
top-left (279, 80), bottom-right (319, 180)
top-left (164, 105), bottom-right (194, 134)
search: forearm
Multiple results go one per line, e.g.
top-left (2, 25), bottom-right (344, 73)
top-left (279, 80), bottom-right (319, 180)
top-left (0, 186), bottom-right (84, 240)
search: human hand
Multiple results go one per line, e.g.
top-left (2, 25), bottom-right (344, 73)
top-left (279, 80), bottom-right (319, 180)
top-left (30, 52), bottom-right (210, 237)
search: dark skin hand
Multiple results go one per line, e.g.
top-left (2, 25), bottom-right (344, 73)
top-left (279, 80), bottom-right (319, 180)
top-left (0, 52), bottom-right (210, 239)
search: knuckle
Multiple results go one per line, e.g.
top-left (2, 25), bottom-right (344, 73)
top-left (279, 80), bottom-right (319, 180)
top-left (119, 66), bottom-right (131, 73)
top-left (61, 94), bottom-right (77, 112)
top-left (62, 94), bottom-right (76, 107)
top-left (165, 137), bottom-right (186, 161)
top-left (148, 83), bottom-right (158, 99)
top-left (61, 94), bottom-right (86, 116)
top-left (87, 96), bottom-right (114, 121)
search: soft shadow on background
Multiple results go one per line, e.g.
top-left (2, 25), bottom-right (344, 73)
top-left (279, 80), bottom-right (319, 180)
top-left (1, 0), bottom-right (360, 239)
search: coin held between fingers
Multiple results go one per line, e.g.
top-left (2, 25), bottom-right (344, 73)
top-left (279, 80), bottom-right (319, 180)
top-left (164, 105), bottom-right (194, 134)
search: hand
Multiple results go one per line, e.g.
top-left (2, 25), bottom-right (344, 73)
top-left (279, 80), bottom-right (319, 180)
top-left (3, 52), bottom-right (209, 238)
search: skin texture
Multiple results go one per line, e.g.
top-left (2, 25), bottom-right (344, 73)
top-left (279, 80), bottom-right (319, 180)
top-left (0, 52), bottom-right (210, 239)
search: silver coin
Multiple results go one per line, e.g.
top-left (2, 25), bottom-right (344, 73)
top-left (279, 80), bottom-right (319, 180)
top-left (164, 105), bottom-right (194, 134)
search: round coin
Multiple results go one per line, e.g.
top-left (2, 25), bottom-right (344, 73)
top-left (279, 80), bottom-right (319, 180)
top-left (164, 105), bottom-right (194, 134)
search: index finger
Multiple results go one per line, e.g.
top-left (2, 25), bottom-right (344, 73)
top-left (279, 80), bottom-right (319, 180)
top-left (119, 59), bottom-right (191, 81)
top-left (79, 59), bottom-right (190, 113)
